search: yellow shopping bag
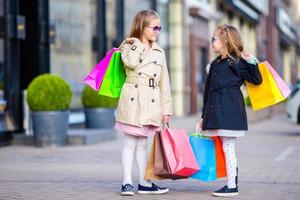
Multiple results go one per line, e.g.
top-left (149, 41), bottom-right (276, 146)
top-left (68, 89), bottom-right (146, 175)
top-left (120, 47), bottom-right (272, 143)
top-left (245, 61), bottom-right (285, 111)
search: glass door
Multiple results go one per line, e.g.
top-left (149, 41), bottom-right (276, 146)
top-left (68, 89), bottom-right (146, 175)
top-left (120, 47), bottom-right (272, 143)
top-left (49, 0), bottom-right (97, 109)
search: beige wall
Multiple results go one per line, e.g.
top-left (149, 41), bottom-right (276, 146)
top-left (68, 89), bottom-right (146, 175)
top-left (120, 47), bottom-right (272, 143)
top-left (282, 48), bottom-right (292, 85)
top-left (169, 1), bottom-right (185, 116)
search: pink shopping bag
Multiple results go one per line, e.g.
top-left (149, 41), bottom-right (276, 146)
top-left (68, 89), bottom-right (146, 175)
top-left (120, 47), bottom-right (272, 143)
top-left (160, 127), bottom-right (199, 177)
top-left (265, 61), bottom-right (291, 98)
top-left (83, 48), bottom-right (118, 91)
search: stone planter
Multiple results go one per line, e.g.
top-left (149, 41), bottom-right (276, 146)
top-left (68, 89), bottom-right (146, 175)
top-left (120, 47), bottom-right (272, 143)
top-left (84, 108), bottom-right (115, 129)
top-left (31, 110), bottom-right (69, 147)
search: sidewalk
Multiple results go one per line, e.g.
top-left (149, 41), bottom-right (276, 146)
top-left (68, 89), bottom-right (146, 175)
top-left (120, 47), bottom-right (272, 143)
top-left (0, 114), bottom-right (299, 200)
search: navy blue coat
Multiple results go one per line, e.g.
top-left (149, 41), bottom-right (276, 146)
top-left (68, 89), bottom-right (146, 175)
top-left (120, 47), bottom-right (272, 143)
top-left (202, 56), bottom-right (262, 131)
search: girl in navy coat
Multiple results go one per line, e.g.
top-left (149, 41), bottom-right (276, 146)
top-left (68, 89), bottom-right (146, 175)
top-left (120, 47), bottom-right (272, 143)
top-left (197, 24), bottom-right (262, 197)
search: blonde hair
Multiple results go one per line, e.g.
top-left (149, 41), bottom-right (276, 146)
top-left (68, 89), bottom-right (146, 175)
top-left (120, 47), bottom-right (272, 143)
top-left (215, 24), bottom-right (244, 60)
top-left (129, 10), bottom-right (160, 40)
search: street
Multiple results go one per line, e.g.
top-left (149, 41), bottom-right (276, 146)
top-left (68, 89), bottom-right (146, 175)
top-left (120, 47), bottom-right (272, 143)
top-left (0, 114), bottom-right (299, 200)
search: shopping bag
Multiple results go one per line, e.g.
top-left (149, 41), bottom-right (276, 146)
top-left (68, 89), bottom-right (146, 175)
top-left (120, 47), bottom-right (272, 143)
top-left (160, 128), bottom-right (199, 177)
top-left (98, 51), bottom-right (126, 98)
top-left (189, 134), bottom-right (217, 181)
top-left (211, 136), bottom-right (227, 178)
top-left (265, 62), bottom-right (291, 98)
top-left (154, 131), bottom-right (188, 180)
top-left (144, 135), bottom-right (166, 180)
top-left (246, 61), bottom-right (286, 111)
top-left (83, 48), bottom-right (118, 91)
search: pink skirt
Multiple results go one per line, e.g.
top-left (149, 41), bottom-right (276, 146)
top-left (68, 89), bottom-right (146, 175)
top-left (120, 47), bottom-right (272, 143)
top-left (115, 121), bottom-right (160, 137)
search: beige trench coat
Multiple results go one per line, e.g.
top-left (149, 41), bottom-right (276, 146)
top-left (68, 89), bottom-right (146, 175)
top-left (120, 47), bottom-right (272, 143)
top-left (115, 38), bottom-right (173, 127)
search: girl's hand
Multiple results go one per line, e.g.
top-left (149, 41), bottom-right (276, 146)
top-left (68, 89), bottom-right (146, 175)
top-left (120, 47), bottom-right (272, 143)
top-left (241, 51), bottom-right (257, 64)
top-left (195, 118), bottom-right (203, 130)
top-left (241, 51), bottom-right (252, 60)
top-left (162, 115), bottom-right (170, 124)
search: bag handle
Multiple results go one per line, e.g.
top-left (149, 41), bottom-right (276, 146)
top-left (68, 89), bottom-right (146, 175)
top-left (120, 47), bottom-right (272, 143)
top-left (253, 56), bottom-right (261, 64)
top-left (246, 53), bottom-right (261, 64)
top-left (162, 122), bottom-right (169, 130)
top-left (192, 124), bottom-right (208, 138)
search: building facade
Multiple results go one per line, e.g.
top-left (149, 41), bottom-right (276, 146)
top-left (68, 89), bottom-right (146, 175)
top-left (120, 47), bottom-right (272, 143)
top-left (0, 0), bottom-right (299, 137)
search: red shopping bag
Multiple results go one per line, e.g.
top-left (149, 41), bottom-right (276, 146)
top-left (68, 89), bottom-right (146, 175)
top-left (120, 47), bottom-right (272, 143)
top-left (160, 127), bottom-right (199, 177)
top-left (153, 132), bottom-right (188, 180)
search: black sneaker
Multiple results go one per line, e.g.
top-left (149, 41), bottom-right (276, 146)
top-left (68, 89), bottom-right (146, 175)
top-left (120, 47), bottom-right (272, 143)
top-left (121, 184), bottom-right (134, 196)
top-left (212, 185), bottom-right (238, 197)
top-left (138, 183), bottom-right (169, 195)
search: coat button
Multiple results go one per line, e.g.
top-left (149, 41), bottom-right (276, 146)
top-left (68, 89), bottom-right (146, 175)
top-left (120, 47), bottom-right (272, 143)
top-left (154, 61), bottom-right (157, 64)
top-left (153, 73), bottom-right (157, 77)
top-left (131, 97), bottom-right (134, 101)
top-left (135, 84), bottom-right (138, 88)
top-left (139, 58), bottom-right (142, 63)
top-left (138, 72), bottom-right (142, 75)
top-left (151, 99), bottom-right (155, 103)
top-left (131, 45), bottom-right (137, 50)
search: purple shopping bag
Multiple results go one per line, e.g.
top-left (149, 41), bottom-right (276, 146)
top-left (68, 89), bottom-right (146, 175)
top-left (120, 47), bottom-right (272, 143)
top-left (83, 48), bottom-right (118, 91)
top-left (265, 61), bottom-right (291, 98)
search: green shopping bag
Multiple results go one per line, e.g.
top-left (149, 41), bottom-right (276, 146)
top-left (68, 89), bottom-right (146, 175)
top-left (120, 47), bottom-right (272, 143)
top-left (98, 51), bottom-right (126, 98)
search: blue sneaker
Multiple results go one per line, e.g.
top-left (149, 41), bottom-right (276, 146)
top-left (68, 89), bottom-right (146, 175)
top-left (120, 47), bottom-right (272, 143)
top-left (212, 185), bottom-right (239, 197)
top-left (121, 184), bottom-right (134, 196)
top-left (138, 183), bottom-right (169, 195)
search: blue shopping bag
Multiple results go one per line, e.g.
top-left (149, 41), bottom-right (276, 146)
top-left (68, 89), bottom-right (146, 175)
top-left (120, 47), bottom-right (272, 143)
top-left (189, 134), bottom-right (217, 181)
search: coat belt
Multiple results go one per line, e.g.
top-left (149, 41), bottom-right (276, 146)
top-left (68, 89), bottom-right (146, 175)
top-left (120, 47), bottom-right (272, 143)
top-left (210, 86), bottom-right (240, 94)
top-left (126, 76), bottom-right (159, 88)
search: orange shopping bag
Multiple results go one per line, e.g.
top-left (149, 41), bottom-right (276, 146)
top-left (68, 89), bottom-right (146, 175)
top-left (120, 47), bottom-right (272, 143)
top-left (211, 136), bottom-right (227, 178)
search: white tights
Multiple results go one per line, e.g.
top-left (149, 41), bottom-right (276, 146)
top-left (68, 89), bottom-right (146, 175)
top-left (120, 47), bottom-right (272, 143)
top-left (122, 134), bottom-right (152, 187)
top-left (221, 137), bottom-right (238, 189)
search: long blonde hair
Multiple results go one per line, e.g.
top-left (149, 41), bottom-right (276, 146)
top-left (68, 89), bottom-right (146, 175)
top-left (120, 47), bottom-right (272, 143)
top-left (215, 24), bottom-right (244, 60)
top-left (129, 10), bottom-right (160, 40)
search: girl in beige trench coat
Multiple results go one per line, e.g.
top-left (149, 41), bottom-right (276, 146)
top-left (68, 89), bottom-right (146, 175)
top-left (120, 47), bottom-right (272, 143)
top-left (115, 10), bottom-right (173, 196)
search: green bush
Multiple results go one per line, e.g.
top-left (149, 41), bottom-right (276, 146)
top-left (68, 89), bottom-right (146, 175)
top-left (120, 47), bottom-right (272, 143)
top-left (244, 96), bottom-right (252, 107)
top-left (82, 86), bottom-right (118, 108)
top-left (27, 74), bottom-right (72, 111)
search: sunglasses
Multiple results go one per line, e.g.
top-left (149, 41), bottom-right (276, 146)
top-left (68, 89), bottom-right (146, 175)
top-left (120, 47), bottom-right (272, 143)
top-left (211, 36), bottom-right (219, 43)
top-left (147, 26), bottom-right (162, 32)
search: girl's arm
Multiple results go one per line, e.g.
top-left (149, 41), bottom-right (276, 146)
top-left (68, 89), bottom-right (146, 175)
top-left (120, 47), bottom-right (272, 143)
top-left (239, 59), bottom-right (262, 85)
top-left (201, 64), bottom-right (211, 119)
top-left (240, 52), bottom-right (262, 85)
top-left (160, 53), bottom-right (173, 116)
top-left (119, 38), bottom-right (147, 70)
